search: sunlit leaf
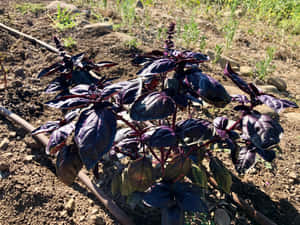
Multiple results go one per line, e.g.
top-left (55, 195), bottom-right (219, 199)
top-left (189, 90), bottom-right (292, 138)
top-left (143, 126), bottom-right (177, 148)
top-left (74, 108), bottom-right (116, 170)
top-left (241, 113), bottom-right (283, 149)
top-left (130, 92), bottom-right (175, 121)
top-left (257, 94), bottom-right (298, 113)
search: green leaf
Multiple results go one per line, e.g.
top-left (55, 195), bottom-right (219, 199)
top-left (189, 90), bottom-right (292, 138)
top-left (111, 173), bottom-right (122, 196)
top-left (209, 157), bottom-right (232, 193)
top-left (163, 155), bottom-right (192, 182)
top-left (121, 168), bottom-right (135, 196)
top-left (127, 157), bottom-right (154, 192)
top-left (191, 164), bottom-right (208, 189)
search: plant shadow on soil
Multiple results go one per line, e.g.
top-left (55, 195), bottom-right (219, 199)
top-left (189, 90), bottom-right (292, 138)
top-left (1, 118), bottom-right (299, 224)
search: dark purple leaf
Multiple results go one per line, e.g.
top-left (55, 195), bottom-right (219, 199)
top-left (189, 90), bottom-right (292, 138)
top-left (71, 70), bottom-right (99, 85)
top-left (182, 51), bottom-right (210, 62)
top-left (32, 121), bottom-right (60, 135)
top-left (137, 58), bottom-right (176, 76)
top-left (38, 62), bottom-right (61, 78)
top-left (115, 137), bottom-right (139, 153)
top-left (132, 55), bottom-right (155, 66)
top-left (231, 95), bottom-right (250, 104)
top-left (241, 113), bottom-right (283, 149)
top-left (161, 204), bottom-right (184, 225)
top-left (225, 138), bottom-right (238, 164)
top-left (186, 69), bottom-right (231, 107)
top-left (186, 93), bottom-right (203, 105)
top-left (64, 109), bottom-right (80, 122)
top-left (118, 80), bottom-right (142, 105)
top-left (45, 76), bottom-right (69, 93)
top-left (94, 61), bottom-right (117, 69)
top-left (257, 94), bottom-right (298, 113)
top-left (46, 97), bottom-right (92, 109)
top-left (46, 123), bottom-right (75, 155)
top-left (56, 145), bottom-right (83, 185)
top-left (70, 84), bottom-right (90, 95)
top-left (224, 63), bottom-right (253, 95)
top-left (114, 128), bottom-right (136, 143)
top-left (235, 145), bottom-right (256, 174)
top-left (213, 117), bottom-right (229, 139)
top-left (172, 182), bottom-right (208, 212)
top-left (130, 92), bottom-right (175, 121)
top-left (101, 82), bottom-right (125, 100)
top-left (71, 53), bottom-right (85, 68)
top-left (213, 117), bottom-right (228, 130)
top-left (143, 126), bottom-right (177, 148)
top-left (143, 183), bottom-right (173, 208)
top-left (175, 119), bottom-right (212, 140)
top-left (256, 148), bottom-right (276, 162)
top-left (74, 108), bottom-right (116, 170)
top-left (172, 94), bottom-right (189, 108)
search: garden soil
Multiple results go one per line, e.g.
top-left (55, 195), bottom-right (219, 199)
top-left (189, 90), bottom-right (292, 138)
top-left (0, 0), bottom-right (299, 225)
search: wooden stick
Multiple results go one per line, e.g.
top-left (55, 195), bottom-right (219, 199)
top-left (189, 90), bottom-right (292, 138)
top-left (0, 22), bottom-right (101, 80)
top-left (0, 105), bottom-right (135, 225)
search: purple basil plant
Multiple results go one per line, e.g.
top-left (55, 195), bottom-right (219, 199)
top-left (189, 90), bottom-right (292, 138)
top-left (34, 23), bottom-right (298, 225)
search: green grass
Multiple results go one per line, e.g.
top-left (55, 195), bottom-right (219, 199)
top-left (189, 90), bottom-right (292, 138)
top-left (16, 3), bottom-right (45, 14)
top-left (117, 0), bottom-right (136, 29)
top-left (50, 4), bottom-right (78, 30)
top-left (255, 46), bottom-right (276, 80)
top-left (63, 37), bottom-right (77, 49)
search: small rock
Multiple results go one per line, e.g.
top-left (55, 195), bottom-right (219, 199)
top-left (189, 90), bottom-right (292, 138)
top-left (289, 171), bottom-right (297, 179)
top-left (239, 66), bottom-right (252, 76)
top-left (3, 152), bottom-right (13, 157)
top-left (82, 23), bottom-right (113, 36)
top-left (267, 77), bottom-right (287, 92)
top-left (89, 215), bottom-right (105, 225)
top-left (24, 155), bottom-right (35, 162)
top-left (9, 131), bottom-right (16, 138)
top-left (0, 162), bottom-right (9, 171)
top-left (15, 68), bottom-right (26, 78)
top-left (0, 138), bottom-right (9, 150)
top-left (104, 32), bottom-right (134, 43)
top-left (224, 85), bottom-right (244, 96)
top-left (65, 198), bottom-right (75, 211)
top-left (91, 208), bottom-right (99, 215)
top-left (257, 85), bottom-right (279, 94)
top-left (46, 1), bottom-right (78, 12)
top-left (60, 210), bottom-right (68, 217)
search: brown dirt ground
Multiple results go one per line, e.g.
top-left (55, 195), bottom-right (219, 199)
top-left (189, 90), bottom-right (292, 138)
top-left (0, 0), bottom-right (299, 225)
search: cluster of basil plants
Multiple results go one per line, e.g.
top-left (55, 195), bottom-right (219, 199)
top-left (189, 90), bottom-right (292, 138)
top-left (33, 23), bottom-right (298, 225)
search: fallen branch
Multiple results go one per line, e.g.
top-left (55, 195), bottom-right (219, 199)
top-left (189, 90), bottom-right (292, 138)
top-left (0, 105), bottom-right (135, 225)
